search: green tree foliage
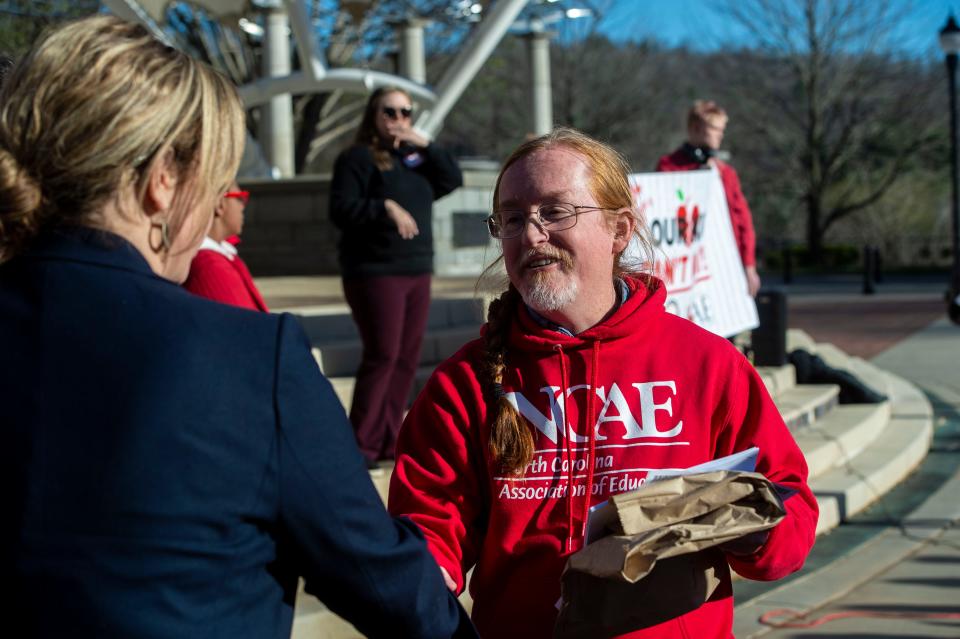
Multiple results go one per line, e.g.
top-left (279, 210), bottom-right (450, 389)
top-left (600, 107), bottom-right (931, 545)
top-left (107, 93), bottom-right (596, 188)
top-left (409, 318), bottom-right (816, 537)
top-left (717, 0), bottom-right (946, 259)
top-left (437, 1), bottom-right (946, 264)
top-left (0, 1), bottom-right (99, 56)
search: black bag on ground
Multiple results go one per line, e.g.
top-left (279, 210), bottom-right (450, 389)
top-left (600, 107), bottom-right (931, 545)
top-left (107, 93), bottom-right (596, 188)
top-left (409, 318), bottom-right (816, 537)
top-left (788, 349), bottom-right (887, 404)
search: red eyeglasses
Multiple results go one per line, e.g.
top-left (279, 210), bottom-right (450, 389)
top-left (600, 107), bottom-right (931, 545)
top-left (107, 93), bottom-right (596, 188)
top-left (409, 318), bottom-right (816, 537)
top-left (224, 190), bottom-right (249, 204)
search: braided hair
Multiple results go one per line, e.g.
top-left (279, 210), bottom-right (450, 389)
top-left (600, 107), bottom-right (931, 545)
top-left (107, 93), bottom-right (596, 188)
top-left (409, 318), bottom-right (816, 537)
top-left (482, 285), bottom-right (531, 474)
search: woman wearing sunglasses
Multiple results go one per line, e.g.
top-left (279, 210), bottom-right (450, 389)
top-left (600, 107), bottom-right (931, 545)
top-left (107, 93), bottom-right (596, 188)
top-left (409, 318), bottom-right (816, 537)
top-left (184, 182), bottom-right (268, 311)
top-left (330, 87), bottom-right (463, 467)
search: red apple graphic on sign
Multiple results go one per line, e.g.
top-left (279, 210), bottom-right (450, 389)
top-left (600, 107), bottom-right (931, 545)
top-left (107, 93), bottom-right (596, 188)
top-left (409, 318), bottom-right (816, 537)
top-left (675, 189), bottom-right (700, 246)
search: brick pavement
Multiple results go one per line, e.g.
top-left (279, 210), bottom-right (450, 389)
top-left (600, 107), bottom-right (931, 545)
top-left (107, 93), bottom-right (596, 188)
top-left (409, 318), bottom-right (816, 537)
top-left (787, 293), bottom-right (947, 359)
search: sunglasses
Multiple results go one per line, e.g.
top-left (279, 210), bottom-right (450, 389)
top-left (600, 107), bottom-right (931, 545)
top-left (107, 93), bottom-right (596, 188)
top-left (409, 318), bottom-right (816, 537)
top-left (382, 106), bottom-right (413, 120)
top-left (224, 190), bottom-right (249, 205)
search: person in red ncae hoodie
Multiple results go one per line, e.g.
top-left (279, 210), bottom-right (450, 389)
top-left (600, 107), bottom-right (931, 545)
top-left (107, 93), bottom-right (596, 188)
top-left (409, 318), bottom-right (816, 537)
top-left (183, 181), bottom-right (269, 312)
top-left (388, 128), bottom-right (817, 638)
top-left (657, 100), bottom-right (761, 297)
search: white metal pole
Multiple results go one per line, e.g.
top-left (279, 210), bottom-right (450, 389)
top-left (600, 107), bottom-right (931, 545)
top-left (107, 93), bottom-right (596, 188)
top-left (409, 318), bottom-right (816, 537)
top-left (417, 0), bottom-right (529, 137)
top-left (525, 29), bottom-right (553, 136)
top-left (398, 17), bottom-right (428, 84)
top-left (262, 8), bottom-right (295, 177)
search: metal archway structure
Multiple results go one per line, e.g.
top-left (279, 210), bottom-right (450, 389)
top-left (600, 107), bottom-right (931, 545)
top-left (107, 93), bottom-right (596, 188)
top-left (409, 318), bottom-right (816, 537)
top-left (103, 0), bottom-right (530, 176)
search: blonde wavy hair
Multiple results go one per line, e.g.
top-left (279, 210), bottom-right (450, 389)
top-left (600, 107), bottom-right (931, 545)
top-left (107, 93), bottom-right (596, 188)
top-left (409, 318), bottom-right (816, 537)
top-left (482, 127), bottom-right (654, 474)
top-left (0, 15), bottom-right (245, 262)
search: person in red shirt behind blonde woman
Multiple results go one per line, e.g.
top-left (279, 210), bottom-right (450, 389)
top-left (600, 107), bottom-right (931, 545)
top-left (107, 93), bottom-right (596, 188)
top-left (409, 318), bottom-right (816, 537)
top-left (388, 128), bottom-right (817, 638)
top-left (184, 182), bottom-right (269, 311)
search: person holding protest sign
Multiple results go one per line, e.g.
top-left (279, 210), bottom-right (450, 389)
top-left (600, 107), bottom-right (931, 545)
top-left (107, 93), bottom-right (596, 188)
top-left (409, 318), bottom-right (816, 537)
top-left (388, 128), bottom-right (817, 637)
top-left (657, 100), bottom-right (761, 296)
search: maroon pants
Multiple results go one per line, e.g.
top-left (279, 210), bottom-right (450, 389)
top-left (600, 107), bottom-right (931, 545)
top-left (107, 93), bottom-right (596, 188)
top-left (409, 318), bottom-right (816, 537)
top-left (343, 274), bottom-right (431, 462)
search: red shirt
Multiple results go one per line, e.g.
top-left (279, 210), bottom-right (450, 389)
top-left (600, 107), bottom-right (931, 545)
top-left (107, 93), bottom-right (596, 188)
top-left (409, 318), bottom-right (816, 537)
top-left (657, 148), bottom-right (757, 267)
top-left (389, 277), bottom-right (817, 638)
top-left (183, 240), bottom-right (269, 312)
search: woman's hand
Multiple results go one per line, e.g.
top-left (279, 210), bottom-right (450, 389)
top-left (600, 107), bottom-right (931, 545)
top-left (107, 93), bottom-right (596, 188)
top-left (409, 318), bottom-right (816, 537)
top-left (392, 128), bottom-right (430, 150)
top-left (384, 199), bottom-right (419, 239)
top-left (745, 265), bottom-right (761, 297)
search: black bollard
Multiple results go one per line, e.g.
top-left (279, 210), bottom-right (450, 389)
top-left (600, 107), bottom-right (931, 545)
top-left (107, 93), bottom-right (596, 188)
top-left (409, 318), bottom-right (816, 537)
top-left (752, 288), bottom-right (788, 366)
top-left (873, 246), bottom-right (883, 283)
top-left (862, 245), bottom-right (876, 295)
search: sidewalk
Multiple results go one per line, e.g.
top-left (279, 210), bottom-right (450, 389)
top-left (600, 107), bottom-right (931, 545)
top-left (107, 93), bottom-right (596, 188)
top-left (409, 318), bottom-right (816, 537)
top-left (734, 314), bottom-right (960, 638)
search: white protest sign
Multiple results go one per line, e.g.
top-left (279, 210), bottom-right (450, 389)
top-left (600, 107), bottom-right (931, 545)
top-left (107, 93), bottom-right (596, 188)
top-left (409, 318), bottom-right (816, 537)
top-left (624, 169), bottom-right (758, 337)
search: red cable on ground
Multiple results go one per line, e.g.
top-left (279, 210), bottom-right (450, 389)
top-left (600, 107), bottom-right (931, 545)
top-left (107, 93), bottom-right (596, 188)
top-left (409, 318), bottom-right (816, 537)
top-left (760, 608), bottom-right (960, 629)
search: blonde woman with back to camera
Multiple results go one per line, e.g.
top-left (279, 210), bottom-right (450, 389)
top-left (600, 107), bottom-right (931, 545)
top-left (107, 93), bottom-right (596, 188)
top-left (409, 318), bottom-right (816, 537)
top-left (0, 15), bottom-right (474, 639)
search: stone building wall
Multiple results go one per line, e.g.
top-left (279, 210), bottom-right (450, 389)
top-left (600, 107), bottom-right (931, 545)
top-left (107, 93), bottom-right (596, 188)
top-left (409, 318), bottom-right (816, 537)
top-left (239, 162), bottom-right (499, 277)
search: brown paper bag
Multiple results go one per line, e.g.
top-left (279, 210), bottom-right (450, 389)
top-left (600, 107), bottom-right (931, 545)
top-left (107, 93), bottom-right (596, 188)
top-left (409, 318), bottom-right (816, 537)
top-left (555, 471), bottom-right (786, 638)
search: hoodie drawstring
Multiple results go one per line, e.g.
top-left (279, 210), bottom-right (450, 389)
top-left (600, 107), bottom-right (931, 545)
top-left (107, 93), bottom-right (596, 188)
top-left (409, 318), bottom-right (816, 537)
top-left (579, 340), bottom-right (602, 544)
top-left (558, 340), bottom-right (603, 554)
top-left (555, 344), bottom-right (577, 554)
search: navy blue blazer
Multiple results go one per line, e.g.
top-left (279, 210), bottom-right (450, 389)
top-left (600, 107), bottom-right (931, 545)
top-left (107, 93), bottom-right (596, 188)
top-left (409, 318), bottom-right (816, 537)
top-left (0, 228), bottom-right (473, 638)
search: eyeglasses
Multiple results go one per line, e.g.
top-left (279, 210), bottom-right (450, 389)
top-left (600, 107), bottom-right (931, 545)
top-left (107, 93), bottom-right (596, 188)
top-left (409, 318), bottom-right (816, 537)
top-left (486, 203), bottom-right (612, 239)
top-left (382, 106), bottom-right (413, 120)
top-left (224, 190), bottom-right (249, 205)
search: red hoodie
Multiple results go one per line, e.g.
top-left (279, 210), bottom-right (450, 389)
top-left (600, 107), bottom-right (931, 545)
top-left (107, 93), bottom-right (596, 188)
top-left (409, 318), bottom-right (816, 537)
top-left (657, 148), bottom-right (757, 268)
top-left (389, 276), bottom-right (817, 638)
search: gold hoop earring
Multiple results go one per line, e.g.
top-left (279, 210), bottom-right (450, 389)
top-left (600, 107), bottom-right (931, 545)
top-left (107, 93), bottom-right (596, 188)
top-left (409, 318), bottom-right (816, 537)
top-left (149, 220), bottom-right (171, 253)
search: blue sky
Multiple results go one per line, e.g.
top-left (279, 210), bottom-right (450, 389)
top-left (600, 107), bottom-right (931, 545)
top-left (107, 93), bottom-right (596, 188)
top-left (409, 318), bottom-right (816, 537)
top-left (593, 0), bottom-right (959, 59)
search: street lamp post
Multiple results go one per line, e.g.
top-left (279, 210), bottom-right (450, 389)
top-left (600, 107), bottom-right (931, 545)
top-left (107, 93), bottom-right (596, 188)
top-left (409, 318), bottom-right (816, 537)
top-left (939, 15), bottom-right (960, 323)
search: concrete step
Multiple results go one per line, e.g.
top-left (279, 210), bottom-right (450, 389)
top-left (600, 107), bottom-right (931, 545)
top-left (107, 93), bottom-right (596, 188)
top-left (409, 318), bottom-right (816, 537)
top-left (766, 332), bottom-right (933, 537)
top-left (811, 408), bottom-right (932, 534)
top-left (786, 328), bottom-right (817, 353)
top-left (291, 304), bottom-right (356, 342)
top-left (786, 342), bottom-right (933, 535)
top-left (808, 342), bottom-right (892, 398)
top-left (794, 402), bottom-right (891, 478)
top-left (756, 364), bottom-right (796, 397)
top-left (846, 355), bottom-right (893, 397)
top-left (366, 463), bottom-right (394, 504)
top-left (324, 364), bottom-right (440, 412)
top-left (774, 384), bottom-right (840, 429)
top-left (293, 295), bottom-right (484, 346)
top-left (311, 325), bottom-right (480, 377)
top-left (885, 370), bottom-right (933, 421)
